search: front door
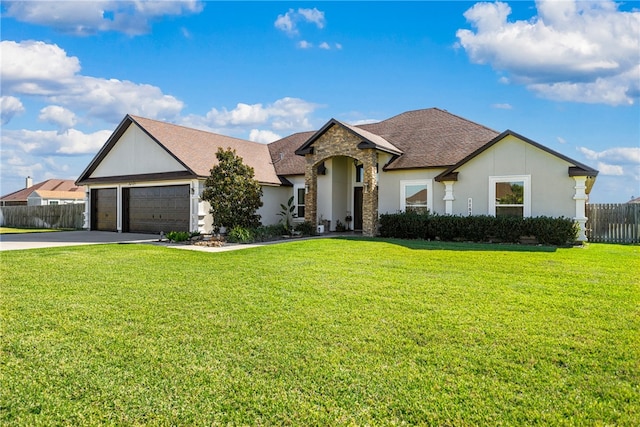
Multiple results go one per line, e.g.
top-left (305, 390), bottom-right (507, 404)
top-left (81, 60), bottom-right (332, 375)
top-left (354, 187), bottom-right (363, 231)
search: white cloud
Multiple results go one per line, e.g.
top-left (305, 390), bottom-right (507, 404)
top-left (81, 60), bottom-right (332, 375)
top-left (203, 97), bottom-right (319, 132)
top-left (298, 8), bottom-right (325, 29)
top-left (298, 40), bottom-right (313, 49)
top-left (456, 0), bottom-right (640, 105)
top-left (492, 103), bottom-right (512, 110)
top-left (557, 137), bottom-right (566, 144)
top-left (319, 42), bottom-right (331, 50)
top-left (335, 43), bottom-right (343, 50)
top-left (38, 105), bottom-right (77, 131)
top-left (249, 129), bottom-right (282, 144)
top-left (2, 0), bottom-right (204, 36)
top-left (0, 96), bottom-right (25, 125)
top-left (596, 162), bottom-right (624, 176)
top-left (275, 9), bottom-right (296, 35)
top-left (578, 146), bottom-right (640, 164)
top-left (1, 40), bottom-right (184, 123)
top-left (275, 7), bottom-right (325, 36)
top-left (2, 128), bottom-right (112, 156)
top-left (578, 146), bottom-right (640, 181)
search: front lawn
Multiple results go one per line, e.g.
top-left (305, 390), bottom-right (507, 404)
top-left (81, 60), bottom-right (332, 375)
top-left (1, 239), bottom-right (638, 425)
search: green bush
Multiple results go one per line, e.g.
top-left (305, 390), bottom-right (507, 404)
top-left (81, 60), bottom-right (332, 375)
top-left (252, 224), bottom-right (286, 242)
top-left (166, 231), bottom-right (191, 242)
top-left (378, 212), bottom-right (578, 245)
top-left (294, 221), bottom-right (316, 236)
top-left (227, 226), bottom-right (254, 244)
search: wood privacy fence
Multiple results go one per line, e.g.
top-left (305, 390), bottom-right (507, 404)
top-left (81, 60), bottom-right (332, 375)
top-left (0, 204), bottom-right (85, 229)
top-left (586, 203), bottom-right (640, 244)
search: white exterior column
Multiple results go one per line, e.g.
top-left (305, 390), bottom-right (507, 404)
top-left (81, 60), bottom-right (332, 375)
top-left (191, 180), bottom-right (203, 233)
top-left (83, 188), bottom-right (90, 229)
top-left (443, 181), bottom-right (455, 215)
top-left (573, 176), bottom-right (588, 241)
top-left (116, 184), bottom-right (122, 232)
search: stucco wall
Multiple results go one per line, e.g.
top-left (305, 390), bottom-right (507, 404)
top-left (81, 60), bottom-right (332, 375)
top-left (260, 185), bottom-right (291, 226)
top-left (91, 124), bottom-right (186, 178)
top-left (449, 134), bottom-right (576, 217)
top-left (378, 168), bottom-right (447, 215)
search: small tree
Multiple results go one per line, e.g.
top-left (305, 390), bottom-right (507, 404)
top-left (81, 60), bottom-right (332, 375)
top-left (202, 147), bottom-right (263, 231)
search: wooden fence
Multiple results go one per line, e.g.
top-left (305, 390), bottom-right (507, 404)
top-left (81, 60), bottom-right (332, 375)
top-left (0, 204), bottom-right (85, 230)
top-left (586, 203), bottom-right (639, 244)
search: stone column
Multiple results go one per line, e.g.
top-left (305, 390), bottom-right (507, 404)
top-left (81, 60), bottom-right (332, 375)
top-left (443, 181), bottom-right (455, 215)
top-left (573, 176), bottom-right (588, 241)
top-left (304, 156), bottom-right (318, 226)
top-left (361, 149), bottom-right (378, 237)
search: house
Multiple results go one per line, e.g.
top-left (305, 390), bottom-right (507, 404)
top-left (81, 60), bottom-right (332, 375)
top-left (0, 177), bottom-right (86, 206)
top-left (76, 108), bottom-right (598, 240)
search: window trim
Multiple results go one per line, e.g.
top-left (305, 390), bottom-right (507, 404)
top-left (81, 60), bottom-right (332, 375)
top-left (488, 175), bottom-right (531, 217)
top-left (294, 185), bottom-right (305, 220)
top-left (400, 179), bottom-right (433, 213)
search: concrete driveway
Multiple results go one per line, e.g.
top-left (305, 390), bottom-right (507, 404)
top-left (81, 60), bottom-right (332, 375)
top-left (0, 230), bottom-right (159, 251)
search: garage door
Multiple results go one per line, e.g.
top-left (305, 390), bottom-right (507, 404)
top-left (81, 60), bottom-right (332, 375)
top-left (124, 185), bottom-right (190, 233)
top-left (91, 188), bottom-right (117, 231)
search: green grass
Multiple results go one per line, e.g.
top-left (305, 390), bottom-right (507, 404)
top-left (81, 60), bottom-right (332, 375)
top-left (1, 239), bottom-right (638, 425)
top-left (0, 227), bottom-right (68, 234)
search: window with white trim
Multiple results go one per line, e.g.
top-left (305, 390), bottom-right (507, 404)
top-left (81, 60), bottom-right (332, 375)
top-left (489, 175), bottom-right (531, 217)
top-left (295, 186), bottom-right (305, 219)
top-left (400, 180), bottom-right (433, 213)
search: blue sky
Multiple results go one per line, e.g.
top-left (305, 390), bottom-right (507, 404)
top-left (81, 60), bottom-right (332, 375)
top-left (1, 0), bottom-right (639, 202)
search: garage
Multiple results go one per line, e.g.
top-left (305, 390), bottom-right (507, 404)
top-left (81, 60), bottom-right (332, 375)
top-left (91, 188), bottom-right (117, 231)
top-left (123, 185), bottom-right (190, 233)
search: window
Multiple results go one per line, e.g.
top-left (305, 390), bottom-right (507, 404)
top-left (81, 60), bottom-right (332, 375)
top-left (49, 200), bottom-right (59, 205)
top-left (355, 164), bottom-right (364, 183)
top-left (489, 175), bottom-right (531, 217)
top-left (400, 180), bottom-right (433, 213)
top-left (296, 187), bottom-right (305, 218)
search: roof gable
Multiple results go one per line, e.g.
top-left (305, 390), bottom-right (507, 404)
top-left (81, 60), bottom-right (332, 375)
top-left (295, 119), bottom-right (402, 156)
top-left (89, 120), bottom-right (187, 178)
top-left (434, 130), bottom-right (599, 181)
top-left (77, 115), bottom-right (281, 185)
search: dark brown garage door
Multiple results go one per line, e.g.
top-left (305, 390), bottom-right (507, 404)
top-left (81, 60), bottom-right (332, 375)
top-left (91, 188), bottom-right (117, 231)
top-left (123, 185), bottom-right (190, 234)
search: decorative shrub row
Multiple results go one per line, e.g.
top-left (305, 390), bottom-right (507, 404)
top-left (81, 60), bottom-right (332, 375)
top-left (378, 212), bottom-right (578, 246)
top-left (227, 221), bottom-right (317, 244)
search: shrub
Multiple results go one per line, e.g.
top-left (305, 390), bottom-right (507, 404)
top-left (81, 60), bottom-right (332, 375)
top-left (378, 212), bottom-right (578, 245)
top-left (227, 226), bottom-right (254, 244)
top-left (252, 224), bottom-right (285, 242)
top-left (294, 221), bottom-right (316, 236)
top-left (166, 231), bottom-right (191, 243)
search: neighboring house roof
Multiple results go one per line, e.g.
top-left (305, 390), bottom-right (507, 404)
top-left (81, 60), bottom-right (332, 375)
top-left (628, 196), bottom-right (640, 204)
top-left (77, 115), bottom-right (281, 186)
top-left (31, 190), bottom-right (86, 200)
top-left (1, 179), bottom-right (84, 204)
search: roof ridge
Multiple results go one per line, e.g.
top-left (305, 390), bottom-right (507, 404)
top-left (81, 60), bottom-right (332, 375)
top-left (129, 114), bottom-right (266, 147)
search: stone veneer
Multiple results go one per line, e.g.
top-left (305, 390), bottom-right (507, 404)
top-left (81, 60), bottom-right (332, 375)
top-left (303, 125), bottom-right (380, 236)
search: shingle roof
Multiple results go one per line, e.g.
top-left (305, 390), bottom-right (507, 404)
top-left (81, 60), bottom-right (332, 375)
top-left (268, 130), bottom-right (314, 176)
top-left (358, 108), bottom-right (500, 169)
top-left (78, 116), bottom-right (282, 186)
top-left (130, 116), bottom-right (281, 185)
top-left (1, 179), bottom-right (84, 203)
